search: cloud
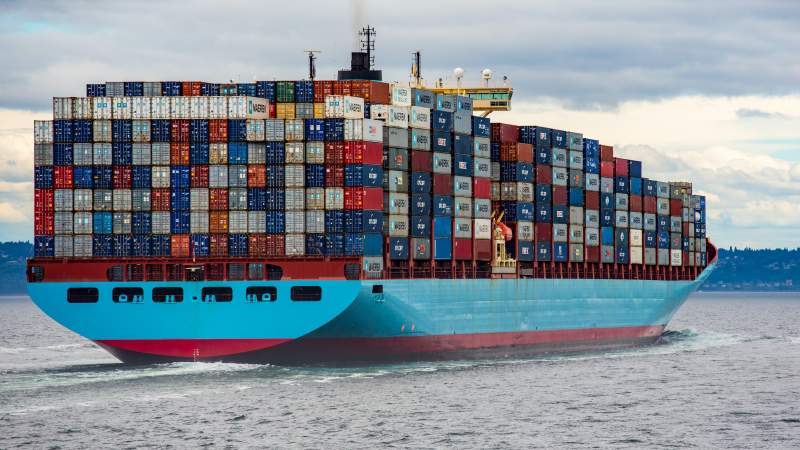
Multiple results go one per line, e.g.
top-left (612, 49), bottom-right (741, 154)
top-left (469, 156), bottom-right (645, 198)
top-left (0, 201), bottom-right (28, 223)
top-left (736, 108), bottom-right (790, 120)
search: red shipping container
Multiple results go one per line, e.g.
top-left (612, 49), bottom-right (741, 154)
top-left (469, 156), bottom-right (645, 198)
top-left (171, 142), bottom-right (190, 165)
top-left (670, 199), bottom-right (683, 216)
top-left (517, 143), bottom-right (534, 163)
top-left (181, 81), bottom-right (202, 96)
top-left (325, 142), bottom-right (344, 165)
top-left (614, 158), bottom-right (629, 177)
top-left (210, 234), bottom-right (228, 257)
top-left (247, 165), bottom-right (266, 188)
top-left (209, 189), bottom-right (228, 210)
top-left (629, 195), bottom-right (643, 212)
top-left (344, 141), bottom-right (365, 164)
top-left (535, 223), bottom-right (553, 241)
top-left (170, 235), bottom-right (190, 257)
top-left (432, 173), bottom-right (453, 195)
top-left (191, 165), bottom-right (209, 188)
top-left (35, 189), bottom-right (54, 212)
top-left (585, 191), bottom-right (600, 210)
top-left (600, 145), bottom-right (614, 162)
top-left (453, 238), bottom-right (473, 260)
top-left (34, 211), bottom-right (54, 235)
top-left (341, 80), bottom-right (354, 96)
top-left (269, 103), bottom-right (276, 119)
top-left (411, 150), bottom-right (432, 172)
top-left (325, 165), bottom-right (344, 187)
top-left (363, 142), bottom-right (382, 165)
top-left (209, 211), bottom-right (228, 233)
top-left (536, 165), bottom-right (552, 184)
top-left (266, 234), bottom-right (285, 257)
top-left (553, 186), bottom-right (568, 205)
top-left (248, 234), bottom-right (267, 257)
top-left (643, 196), bottom-right (657, 214)
top-left (491, 123), bottom-right (519, 144)
top-left (113, 165), bottom-right (132, 189)
top-left (585, 246), bottom-right (600, 262)
top-left (368, 81), bottom-right (390, 104)
top-left (600, 161), bottom-right (615, 178)
top-left (208, 120), bottom-right (228, 142)
top-left (332, 80), bottom-right (344, 95)
top-left (683, 222), bottom-right (690, 235)
top-left (683, 251), bottom-right (690, 268)
top-left (350, 80), bottom-right (370, 99)
top-left (53, 166), bottom-right (73, 189)
top-left (344, 187), bottom-right (383, 210)
top-left (474, 239), bottom-right (492, 261)
top-left (473, 178), bottom-right (491, 199)
top-left (314, 80), bottom-right (335, 103)
top-left (151, 188), bottom-right (171, 211)
top-left (171, 120), bottom-right (190, 142)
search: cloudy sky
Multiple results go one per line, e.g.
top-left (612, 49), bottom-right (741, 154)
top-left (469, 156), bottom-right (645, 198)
top-left (1, 0), bottom-right (799, 248)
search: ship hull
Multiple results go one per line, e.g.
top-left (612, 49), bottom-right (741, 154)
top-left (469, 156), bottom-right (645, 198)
top-left (27, 263), bottom-right (715, 365)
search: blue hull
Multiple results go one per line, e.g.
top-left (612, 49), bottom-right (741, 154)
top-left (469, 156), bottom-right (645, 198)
top-left (27, 263), bottom-right (715, 363)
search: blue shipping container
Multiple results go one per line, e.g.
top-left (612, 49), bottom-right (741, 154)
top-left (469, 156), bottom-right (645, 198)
top-left (553, 204), bottom-right (569, 224)
top-left (34, 236), bottom-right (55, 257)
top-left (171, 166), bottom-right (190, 188)
top-left (536, 241), bottom-right (552, 262)
top-left (411, 215), bottom-right (431, 237)
top-left (256, 81), bottom-right (276, 102)
top-left (433, 238), bottom-right (452, 260)
top-left (228, 234), bottom-right (248, 257)
top-left (433, 216), bottom-right (452, 238)
top-left (536, 202), bottom-right (552, 223)
top-left (86, 83), bottom-right (106, 97)
top-left (73, 120), bottom-right (93, 143)
top-left (112, 143), bottom-right (132, 165)
top-left (53, 143), bottom-right (73, 166)
top-left (132, 166), bottom-right (151, 188)
top-left (132, 235), bottom-right (151, 257)
top-left (73, 166), bottom-right (93, 188)
top-left (112, 120), bottom-right (132, 142)
top-left (171, 211), bottom-right (190, 234)
top-left (411, 194), bottom-right (431, 216)
top-left (132, 212), bottom-right (151, 234)
top-left (364, 233), bottom-right (383, 256)
top-left (325, 234), bottom-right (345, 256)
top-left (432, 110), bottom-right (453, 132)
top-left (553, 242), bottom-right (568, 262)
top-left (453, 134), bottom-right (473, 155)
top-left (325, 211), bottom-right (345, 233)
top-left (304, 119), bottom-right (325, 141)
top-left (411, 172), bottom-right (431, 194)
top-left (161, 82), bottom-right (181, 96)
top-left (432, 131), bottom-right (451, 153)
top-left (190, 120), bottom-right (209, 143)
top-left (151, 120), bottom-right (171, 142)
top-left (472, 116), bottom-right (491, 138)
top-left (113, 235), bottom-right (131, 257)
top-left (228, 143), bottom-right (248, 164)
top-left (93, 166), bottom-right (112, 189)
top-left (228, 120), bottom-right (247, 142)
top-left (433, 195), bottom-right (453, 217)
top-left (92, 235), bottom-right (113, 257)
top-left (324, 119), bottom-right (345, 141)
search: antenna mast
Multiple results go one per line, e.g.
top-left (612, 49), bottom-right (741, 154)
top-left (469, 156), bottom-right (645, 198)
top-left (304, 50), bottom-right (320, 80)
top-left (411, 50), bottom-right (422, 87)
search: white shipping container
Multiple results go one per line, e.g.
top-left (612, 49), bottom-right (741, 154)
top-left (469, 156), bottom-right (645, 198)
top-left (630, 229), bottom-right (643, 247)
top-left (387, 106), bottom-right (409, 128)
top-left (285, 143), bottom-right (305, 163)
top-left (73, 189), bottom-right (93, 211)
top-left (152, 166), bottom-right (170, 188)
top-left (324, 95), bottom-right (345, 118)
top-left (285, 234), bottom-right (305, 256)
top-left (516, 221), bottom-right (534, 241)
top-left (93, 143), bottom-right (112, 164)
top-left (387, 193), bottom-right (409, 215)
top-left (344, 119), bottom-right (364, 140)
top-left (113, 212), bottom-right (131, 234)
top-left (246, 119), bottom-right (266, 141)
top-left (209, 165), bottom-right (228, 187)
top-left (132, 143), bottom-right (151, 165)
top-left (228, 96), bottom-right (269, 120)
top-left (409, 106), bottom-right (430, 129)
top-left (53, 97), bottom-right (73, 119)
top-left (284, 119), bottom-right (304, 141)
top-left (72, 97), bottom-right (93, 119)
top-left (325, 187), bottom-right (344, 210)
top-left (343, 96), bottom-right (365, 119)
top-left (305, 141), bottom-right (324, 164)
top-left (190, 211), bottom-right (209, 234)
top-left (112, 97), bottom-right (132, 119)
top-left (54, 235), bottom-right (73, 257)
top-left (54, 212), bottom-right (73, 234)
top-left (190, 188), bottom-right (209, 210)
top-left (306, 188), bottom-right (325, 210)
top-left (453, 217), bottom-right (472, 238)
top-left (92, 97), bottom-right (112, 119)
top-left (208, 96), bottom-right (228, 119)
top-left (305, 210), bottom-right (325, 234)
top-left (170, 97), bottom-right (191, 119)
top-left (35, 144), bottom-right (53, 166)
top-left (285, 164), bottom-right (305, 187)
top-left (151, 212), bottom-right (171, 234)
top-left (131, 97), bottom-right (151, 119)
top-left (189, 96), bottom-right (209, 119)
top-left (151, 143), bottom-right (170, 165)
top-left (285, 212), bottom-right (305, 234)
top-left (132, 120), bottom-right (151, 143)
top-left (391, 85), bottom-right (412, 107)
top-left (285, 187), bottom-right (305, 210)
top-left (453, 176), bottom-right (472, 197)
top-left (54, 189), bottom-right (73, 211)
top-left (370, 104), bottom-right (389, 121)
top-left (73, 212), bottom-right (92, 234)
top-left (73, 235), bottom-right (92, 257)
top-left (228, 211), bottom-right (248, 234)
top-left (474, 218), bottom-right (492, 240)
top-left (150, 97), bottom-right (171, 119)
top-left (670, 249), bottom-right (683, 266)
top-left (93, 120), bottom-right (112, 142)
top-left (474, 198), bottom-right (491, 218)
top-left (209, 143), bottom-right (227, 164)
top-left (34, 121), bottom-right (54, 144)
top-left (388, 214), bottom-right (410, 237)
top-left (474, 157), bottom-right (491, 178)
top-left (248, 210), bottom-right (266, 233)
top-left (363, 118), bottom-right (383, 142)
top-left (113, 189), bottom-right (132, 211)
top-left (631, 246), bottom-right (644, 265)
top-left (454, 196), bottom-right (473, 218)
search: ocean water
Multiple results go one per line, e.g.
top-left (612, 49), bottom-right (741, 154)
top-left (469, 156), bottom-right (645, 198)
top-left (1, 292), bottom-right (798, 449)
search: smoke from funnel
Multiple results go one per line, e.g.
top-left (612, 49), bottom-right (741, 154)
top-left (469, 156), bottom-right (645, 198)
top-left (351, 0), bottom-right (367, 50)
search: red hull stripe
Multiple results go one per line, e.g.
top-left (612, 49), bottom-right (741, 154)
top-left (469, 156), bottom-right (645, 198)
top-left (95, 338), bottom-right (292, 358)
top-left (96, 326), bottom-right (663, 359)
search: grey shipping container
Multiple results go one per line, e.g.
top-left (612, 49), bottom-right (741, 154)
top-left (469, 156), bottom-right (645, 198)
top-left (93, 120), bottom-right (112, 142)
top-left (585, 227), bottom-right (600, 246)
top-left (93, 190), bottom-right (113, 211)
top-left (113, 189), bottom-right (132, 211)
top-left (645, 248), bottom-right (657, 265)
top-left (248, 143), bottom-right (266, 164)
top-left (386, 147), bottom-right (408, 171)
top-left (585, 173), bottom-right (599, 192)
top-left (602, 245), bottom-right (615, 263)
top-left (569, 206), bottom-right (584, 225)
top-left (306, 142), bottom-right (324, 164)
top-left (412, 238), bottom-right (431, 259)
top-left (454, 196), bottom-right (472, 218)
top-left (553, 224), bottom-right (568, 242)
top-left (473, 198), bottom-right (491, 218)
top-left (569, 224), bottom-right (584, 243)
top-left (569, 244), bottom-right (584, 262)
top-left (552, 167), bottom-right (568, 186)
top-left (248, 210), bottom-right (267, 233)
top-left (54, 235), bottom-right (73, 257)
top-left (285, 212), bottom-right (305, 234)
top-left (228, 165), bottom-right (248, 187)
top-left (113, 212), bottom-right (132, 234)
top-left (54, 212), bottom-right (73, 235)
top-left (132, 189), bottom-right (151, 211)
top-left (306, 188), bottom-right (325, 210)
top-left (132, 143), bottom-right (151, 165)
top-left (285, 188), bottom-right (305, 210)
top-left (615, 211), bottom-right (629, 228)
top-left (73, 143), bottom-right (92, 165)
top-left (552, 148), bottom-right (567, 167)
top-left (600, 177), bottom-right (614, 194)
top-left (93, 143), bottom-right (112, 164)
top-left (432, 153), bottom-right (452, 174)
top-left (228, 211), bottom-right (248, 233)
top-left (305, 210), bottom-right (324, 234)
top-left (152, 211), bottom-right (170, 234)
top-left (73, 235), bottom-right (92, 257)
top-left (54, 189), bottom-right (73, 211)
top-left (151, 143), bottom-right (171, 165)
top-left (74, 189), bottom-right (92, 211)
top-left (453, 217), bottom-right (472, 238)
top-left (229, 188), bottom-right (248, 210)
top-left (387, 193), bottom-right (409, 215)
top-left (387, 170), bottom-right (408, 193)
top-left (473, 137), bottom-right (490, 159)
top-left (285, 165), bottom-right (305, 187)
top-left (34, 143), bottom-right (54, 166)
top-left (585, 209), bottom-right (600, 228)
top-left (285, 234), bottom-right (305, 256)
top-left (209, 165), bottom-right (228, 187)
top-left (453, 176), bottom-right (472, 197)
top-left (384, 127), bottom-right (409, 148)
top-left (629, 212), bottom-right (643, 229)
top-left (265, 119), bottom-right (285, 141)
top-left (191, 188), bottom-right (209, 210)
top-left (73, 212), bottom-right (92, 234)
top-left (453, 111), bottom-right (471, 135)
top-left (658, 248), bottom-right (670, 266)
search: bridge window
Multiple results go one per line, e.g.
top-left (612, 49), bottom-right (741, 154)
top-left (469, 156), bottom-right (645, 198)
top-left (245, 286), bottom-right (277, 302)
top-left (228, 263), bottom-right (245, 281)
top-left (67, 287), bottom-right (99, 303)
top-left (107, 266), bottom-right (124, 282)
top-left (152, 287), bottom-right (183, 303)
top-left (248, 263), bottom-right (263, 280)
top-left (291, 286), bottom-right (321, 301)
top-left (112, 287), bottom-right (144, 303)
top-left (201, 287), bottom-right (233, 302)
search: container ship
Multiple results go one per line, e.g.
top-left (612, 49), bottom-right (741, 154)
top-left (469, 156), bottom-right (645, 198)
top-left (26, 28), bottom-right (716, 364)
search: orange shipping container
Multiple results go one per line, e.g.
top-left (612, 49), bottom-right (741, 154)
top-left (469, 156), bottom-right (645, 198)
top-left (191, 165), bottom-right (209, 188)
top-left (112, 165), bottom-right (132, 189)
top-left (151, 188), bottom-right (171, 210)
top-left (208, 119), bottom-right (228, 142)
top-left (209, 211), bottom-right (229, 233)
top-left (210, 234), bottom-right (228, 257)
top-left (313, 80), bottom-right (335, 103)
top-left (209, 189), bottom-right (228, 210)
top-left (171, 120), bottom-right (190, 142)
top-left (170, 142), bottom-right (190, 165)
top-left (248, 234), bottom-right (268, 257)
top-left (266, 234), bottom-right (285, 257)
top-left (313, 103), bottom-right (325, 119)
top-left (181, 81), bottom-right (202, 96)
top-left (247, 165), bottom-right (266, 188)
top-left (171, 235), bottom-right (190, 257)
top-left (276, 103), bottom-right (295, 119)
